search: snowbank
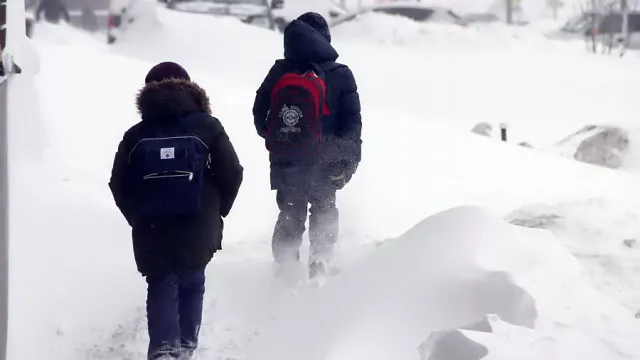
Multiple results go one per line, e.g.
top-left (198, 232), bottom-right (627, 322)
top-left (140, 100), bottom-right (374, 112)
top-left (342, 0), bottom-right (587, 22)
top-left (330, 12), bottom-right (545, 47)
top-left (246, 206), bottom-right (640, 360)
top-left (552, 125), bottom-right (630, 169)
top-left (107, 6), bottom-right (282, 81)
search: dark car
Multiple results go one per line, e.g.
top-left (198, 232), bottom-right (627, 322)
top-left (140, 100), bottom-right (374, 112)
top-left (593, 12), bottom-right (640, 49)
top-left (166, 0), bottom-right (280, 17)
top-left (551, 11), bottom-right (640, 49)
top-left (166, 0), bottom-right (285, 28)
top-left (330, 1), bottom-right (467, 28)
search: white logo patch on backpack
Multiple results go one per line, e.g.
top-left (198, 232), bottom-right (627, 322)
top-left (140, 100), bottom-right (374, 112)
top-left (279, 105), bottom-right (303, 131)
top-left (160, 147), bottom-right (175, 159)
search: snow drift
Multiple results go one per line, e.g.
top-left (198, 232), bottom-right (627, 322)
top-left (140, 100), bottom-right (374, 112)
top-left (552, 125), bottom-right (630, 169)
top-left (246, 206), bottom-right (640, 360)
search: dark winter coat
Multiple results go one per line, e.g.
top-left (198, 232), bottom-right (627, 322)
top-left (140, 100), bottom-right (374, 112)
top-left (36, 0), bottom-right (70, 23)
top-left (109, 79), bottom-right (244, 277)
top-left (252, 19), bottom-right (362, 190)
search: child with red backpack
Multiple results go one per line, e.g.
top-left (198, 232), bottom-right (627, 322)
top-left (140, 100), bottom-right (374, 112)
top-left (252, 12), bottom-right (362, 279)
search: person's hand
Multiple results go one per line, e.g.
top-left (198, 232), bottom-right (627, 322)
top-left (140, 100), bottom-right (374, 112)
top-left (327, 160), bottom-right (357, 190)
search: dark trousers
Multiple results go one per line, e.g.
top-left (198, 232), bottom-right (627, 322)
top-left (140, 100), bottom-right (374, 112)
top-left (272, 186), bottom-right (338, 263)
top-left (145, 269), bottom-right (205, 360)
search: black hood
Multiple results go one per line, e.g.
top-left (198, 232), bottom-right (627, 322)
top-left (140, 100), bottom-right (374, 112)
top-left (136, 78), bottom-right (211, 124)
top-left (284, 19), bottom-right (338, 64)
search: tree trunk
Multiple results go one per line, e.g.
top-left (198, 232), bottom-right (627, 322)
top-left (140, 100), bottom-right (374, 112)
top-left (262, 0), bottom-right (276, 30)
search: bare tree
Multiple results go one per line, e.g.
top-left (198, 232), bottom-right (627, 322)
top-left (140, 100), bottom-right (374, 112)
top-left (262, 0), bottom-right (276, 30)
top-left (619, 0), bottom-right (630, 56)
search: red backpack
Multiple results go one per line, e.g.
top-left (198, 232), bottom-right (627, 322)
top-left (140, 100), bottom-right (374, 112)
top-left (265, 65), bottom-right (330, 156)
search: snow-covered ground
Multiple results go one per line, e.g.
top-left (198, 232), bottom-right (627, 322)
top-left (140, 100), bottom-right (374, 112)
top-left (5, 2), bottom-right (640, 360)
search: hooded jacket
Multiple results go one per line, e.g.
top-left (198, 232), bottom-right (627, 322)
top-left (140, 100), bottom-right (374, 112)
top-left (252, 19), bottom-right (362, 190)
top-left (109, 78), bottom-right (243, 277)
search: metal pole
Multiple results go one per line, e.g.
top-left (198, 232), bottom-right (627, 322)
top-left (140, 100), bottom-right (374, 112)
top-left (0, 77), bottom-right (7, 360)
top-left (500, 123), bottom-right (508, 142)
top-left (0, 1), bottom-right (8, 359)
top-left (506, 0), bottom-right (513, 24)
top-left (621, 0), bottom-right (629, 47)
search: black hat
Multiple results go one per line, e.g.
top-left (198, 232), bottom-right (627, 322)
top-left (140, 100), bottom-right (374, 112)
top-left (144, 61), bottom-right (190, 84)
top-left (297, 12), bottom-right (331, 43)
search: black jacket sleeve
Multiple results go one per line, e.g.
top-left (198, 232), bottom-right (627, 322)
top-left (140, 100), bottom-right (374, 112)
top-left (109, 136), bottom-right (135, 226)
top-left (252, 61), bottom-right (288, 138)
top-left (206, 116), bottom-right (243, 217)
top-left (336, 66), bottom-right (362, 164)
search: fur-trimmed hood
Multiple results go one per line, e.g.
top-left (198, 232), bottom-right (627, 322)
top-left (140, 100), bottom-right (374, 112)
top-left (136, 78), bottom-right (211, 123)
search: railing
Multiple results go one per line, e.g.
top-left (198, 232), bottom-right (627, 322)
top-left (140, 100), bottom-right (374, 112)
top-left (0, 1), bottom-right (9, 360)
top-left (0, 0), bottom-right (5, 50)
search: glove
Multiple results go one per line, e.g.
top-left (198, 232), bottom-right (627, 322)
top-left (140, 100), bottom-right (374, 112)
top-left (326, 160), bottom-right (357, 190)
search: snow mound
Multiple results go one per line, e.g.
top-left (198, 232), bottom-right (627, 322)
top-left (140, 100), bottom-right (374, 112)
top-left (419, 325), bottom-right (489, 360)
top-left (108, 6), bottom-right (281, 74)
top-left (246, 206), bottom-right (640, 360)
top-left (471, 122), bottom-right (493, 137)
top-left (553, 125), bottom-right (630, 169)
top-left (332, 12), bottom-right (432, 46)
top-left (331, 12), bottom-right (551, 48)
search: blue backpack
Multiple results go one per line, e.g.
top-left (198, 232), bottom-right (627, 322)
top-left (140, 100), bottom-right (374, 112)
top-left (128, 129), bottom-right (210, 217)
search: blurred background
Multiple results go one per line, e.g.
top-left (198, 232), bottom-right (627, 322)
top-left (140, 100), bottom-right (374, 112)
top-left (19, 0), bottom-right (640, 52)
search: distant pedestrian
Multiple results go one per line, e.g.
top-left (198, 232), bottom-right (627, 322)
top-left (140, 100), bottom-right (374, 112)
top-left (36, 0), bottom-right (70, 24)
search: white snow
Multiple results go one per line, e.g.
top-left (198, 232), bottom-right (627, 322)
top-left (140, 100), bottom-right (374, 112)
top-left (5, 2), bottom-right (640, 360)
top-left (340, 0), bottom-right (598, 21)
top-left (246, 206), bottom-right (640, 360)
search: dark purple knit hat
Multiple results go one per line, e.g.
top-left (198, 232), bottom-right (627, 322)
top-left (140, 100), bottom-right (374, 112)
top-left (297, 12), bottom-right (331, 43)
top-left (145, 61), bottom-right (190, 84)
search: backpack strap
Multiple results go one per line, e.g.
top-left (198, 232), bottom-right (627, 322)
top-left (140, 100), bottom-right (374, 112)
top-left (279, 59), bottom-right (329, 77)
